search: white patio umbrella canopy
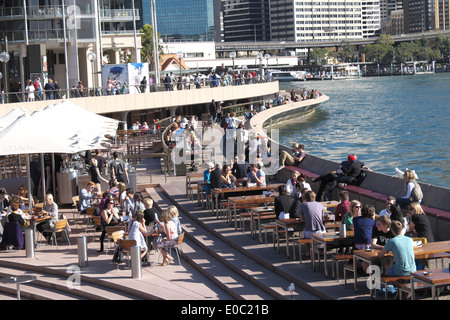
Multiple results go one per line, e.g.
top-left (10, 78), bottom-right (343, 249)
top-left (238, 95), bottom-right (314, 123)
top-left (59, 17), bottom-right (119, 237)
top-left (0, 101), bottom-right (119, 204)
top-left (0, 100), bottom-right (119, 156)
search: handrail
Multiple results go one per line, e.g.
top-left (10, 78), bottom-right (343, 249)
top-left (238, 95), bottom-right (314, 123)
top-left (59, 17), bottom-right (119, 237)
top-left (1, 76), bottom-right (276, 105)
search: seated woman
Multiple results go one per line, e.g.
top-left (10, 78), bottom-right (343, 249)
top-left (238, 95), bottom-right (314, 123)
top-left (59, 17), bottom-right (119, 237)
top-left (6, 196), bottom-right (26, 233)
top-left (37, 193), bottom-right (59, 244)
top-left (127, 213), bottom-right (148, 260)
top-left (169, 205), bottom-right (182, 235)
top-left (389, 204), bottom-right (407, 235)
top-left (341, 200), bottom-right (362, 231)
top-left (157, 211), bottom-right (179, 266)
top-left (408, 202), bottom-right (434, 243)
top-left (220, 164), bottom-right (235, 188)
top-left (98, 198), bottom-right (120, 253)
top-left (396, 169), bottom-right (423, 207)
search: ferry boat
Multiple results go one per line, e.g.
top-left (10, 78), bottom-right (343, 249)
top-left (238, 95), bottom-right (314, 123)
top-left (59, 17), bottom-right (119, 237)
top-left (270, 70), bottom-right (311, 81)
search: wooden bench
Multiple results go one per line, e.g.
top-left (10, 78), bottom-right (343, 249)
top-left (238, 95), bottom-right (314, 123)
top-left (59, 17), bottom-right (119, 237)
top-left (398, 281), bottom-right (432, 300)
top-left (371, 275), bottom-right (410, 300)
top-left (293, 238), bottom-right (313, 264)
top-left (331, 254), bottom-right (353, 282)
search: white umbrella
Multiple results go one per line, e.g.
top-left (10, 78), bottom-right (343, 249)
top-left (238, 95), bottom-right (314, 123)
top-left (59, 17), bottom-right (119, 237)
top-left (0, 107), bottom-right (28, 131)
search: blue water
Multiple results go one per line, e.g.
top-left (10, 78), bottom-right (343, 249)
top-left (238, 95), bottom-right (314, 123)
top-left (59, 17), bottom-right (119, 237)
top-left (278, 73), bottom-right (450, 188)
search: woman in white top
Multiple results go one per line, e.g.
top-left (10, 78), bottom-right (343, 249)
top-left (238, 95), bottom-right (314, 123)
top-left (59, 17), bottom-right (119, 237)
top-left (157, 210), bottom-right (179, 266)
top-left (128, 213), bottom-right (148, 259)
top-left (26, 80), bottom-right (35, 102)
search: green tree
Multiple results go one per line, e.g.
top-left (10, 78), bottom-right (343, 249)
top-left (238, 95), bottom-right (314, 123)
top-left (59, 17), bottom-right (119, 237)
top-left (310, 47), bottom-right (329, 64)
top-left (140, 24), bottom-right (162, 70)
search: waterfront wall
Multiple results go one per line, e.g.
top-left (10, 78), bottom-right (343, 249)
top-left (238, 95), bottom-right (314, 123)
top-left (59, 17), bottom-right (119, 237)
top-left (249, 94), bottom-right (450, 241)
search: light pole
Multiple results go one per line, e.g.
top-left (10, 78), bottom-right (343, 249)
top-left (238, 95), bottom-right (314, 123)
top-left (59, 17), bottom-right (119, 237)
top-left (176, 51), bottom-right (183, 89)
top-left (229, 51), bottom-right (236, 83)
top-left (87, 51), bottom-right (97, 95)
top-left (264, 54), bottom-right (270, 81)
top-left (257, 52), bottom-right (263, 82)
top-left (0, 51), bottom-right (10, 104)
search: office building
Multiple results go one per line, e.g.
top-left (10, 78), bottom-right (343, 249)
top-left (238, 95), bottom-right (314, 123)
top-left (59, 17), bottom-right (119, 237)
top-left (0, 0), bottom-right (141, 95)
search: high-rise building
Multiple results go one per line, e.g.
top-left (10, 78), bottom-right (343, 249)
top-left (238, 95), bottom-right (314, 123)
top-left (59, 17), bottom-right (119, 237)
top-left (221, 0), bottom-right (270, 42)
top-left (154, 0), bottom-right (216, 41)
top-left (269, 0), bottom-right (380, 42)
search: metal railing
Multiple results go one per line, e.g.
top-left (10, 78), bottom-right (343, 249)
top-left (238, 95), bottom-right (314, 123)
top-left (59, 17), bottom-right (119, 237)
top-left (1, 75), bottom-right (276, 104)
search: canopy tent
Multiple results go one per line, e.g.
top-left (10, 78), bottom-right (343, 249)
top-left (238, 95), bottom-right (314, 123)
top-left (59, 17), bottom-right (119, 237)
top-left (0, 100), bottom-right (120, 204)
top-left (0, 107), bottom-right (28, 131)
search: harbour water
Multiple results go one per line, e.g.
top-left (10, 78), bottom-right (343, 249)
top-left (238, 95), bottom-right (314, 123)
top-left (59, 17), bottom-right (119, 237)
top-left (278, 72), bottom-right (450, 189)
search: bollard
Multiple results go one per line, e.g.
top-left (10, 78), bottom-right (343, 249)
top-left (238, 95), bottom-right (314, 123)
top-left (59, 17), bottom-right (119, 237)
top-left (77, 236), bottom-right (88, 267)
top-left (25, 228), bottom-right (35, 258)
top-left (131, 246), bottom-right (142, 279)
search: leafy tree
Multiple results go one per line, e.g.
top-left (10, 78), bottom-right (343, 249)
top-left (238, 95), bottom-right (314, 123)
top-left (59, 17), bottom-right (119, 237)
top-left (140, 24), bottom-right (162, 70)
top-left (310, 47), bottom-right (329, 64)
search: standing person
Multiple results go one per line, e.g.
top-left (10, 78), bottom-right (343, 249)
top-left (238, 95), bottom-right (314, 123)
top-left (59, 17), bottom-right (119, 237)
top-left (76, 81), bottom-right (85, 97)
top-left (378, 220), bottom-right (417, 277)
top-left (408, 202), bottom-right (434, 243)
top-left (352, 204), bottom-right (376, 250)
top-left (25, 80), bottom-right (35, 102)
top-left (106, 77), bottom-right (113, 95)
top-left (209, 99), bottom-right (217, 125)
top-left (34, 77), bottom-right (43, 100)
top-left (44, 78), bottom-right (55, 100)
top-left (89, 158), bottom-right (109, 194)
top-left (396, 169), bottom-right (423, 207)
top-left (53, 81), bottom-right (61, 99)
top-left (231, 154), bottom-right (248, 180)
top-left (110, 152), bottom-right (129, 185)
top-left (379, 196), bottom-right (396, 217)
top-left (215, 100), bottom-right (223, 124)
top-left (140, 76), bottom-right (147, 93)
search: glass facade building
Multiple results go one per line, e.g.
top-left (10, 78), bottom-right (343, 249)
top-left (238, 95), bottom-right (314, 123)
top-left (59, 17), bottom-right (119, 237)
top-left (154, 0), bottom-right (215, 41)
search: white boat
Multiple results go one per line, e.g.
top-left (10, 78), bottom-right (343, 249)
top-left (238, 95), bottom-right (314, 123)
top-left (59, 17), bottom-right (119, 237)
top-left (269, 70), bottom-right (310, 81)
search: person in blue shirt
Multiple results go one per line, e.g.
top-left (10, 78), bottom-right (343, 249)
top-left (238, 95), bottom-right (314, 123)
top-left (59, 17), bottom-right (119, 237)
top-left (353, 204), bottom-right (376, 250)
top-left (378, 220), bottom-right (417, 277)
top-left (247, 163), bottom-right (266, 186)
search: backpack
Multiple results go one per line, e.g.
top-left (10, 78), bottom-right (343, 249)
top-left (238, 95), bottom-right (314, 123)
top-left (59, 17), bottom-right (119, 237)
top-left (354, 170), bottom-right (367, 186)
top-left (410, 180), bottom-right (423, 202)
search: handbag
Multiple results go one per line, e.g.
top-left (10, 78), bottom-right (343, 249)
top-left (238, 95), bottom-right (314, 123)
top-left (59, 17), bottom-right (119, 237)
top-left (112, 247), bottom-right (125, 264)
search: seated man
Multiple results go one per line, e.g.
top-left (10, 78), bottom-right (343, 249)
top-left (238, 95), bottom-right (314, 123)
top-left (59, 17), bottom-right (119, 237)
top-left (378, 220), bottom-right (417, 277)
top-left (80, 181), bottom-right (98, 215)
top-left (312, 154), bottom-right (365, 201)
top-left (278, 143), bottom-right (305, 170)
top-left (247, 163), bottom-right (266, 187)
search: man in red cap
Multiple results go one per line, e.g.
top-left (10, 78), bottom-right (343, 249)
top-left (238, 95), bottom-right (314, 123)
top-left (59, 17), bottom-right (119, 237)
top-left (312, 154), bottom-right (365, 201)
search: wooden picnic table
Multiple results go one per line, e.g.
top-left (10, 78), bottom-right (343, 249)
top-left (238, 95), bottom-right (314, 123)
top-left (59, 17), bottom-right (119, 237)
top-left (352, 240), bottom-right (450, 293)
top-left (410, 268), bottom-right (450, 300)
top-left (210, 183), bottom-right (283, 217)
top-left (227, 194), bottom-right (275, 230)
top-left (312, 231), bottom-right (355, 278)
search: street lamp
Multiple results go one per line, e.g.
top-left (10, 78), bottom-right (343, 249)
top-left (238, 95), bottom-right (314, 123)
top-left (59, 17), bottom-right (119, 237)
top-left (0, 51), bottom-right (10, 103)
top-left (176, 51), bottom-right (183, 87)
top-left (229, 51), bottom-right (236, 83)
top-left (257, 52), bottom-right (263, 82)
top-left (87, 51), bottom-right (96, 95)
